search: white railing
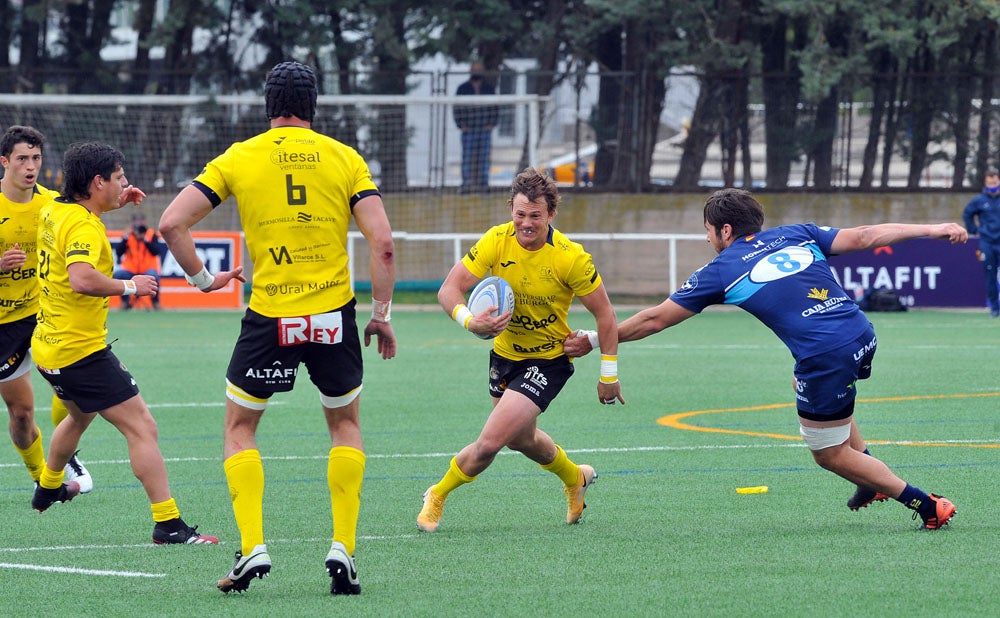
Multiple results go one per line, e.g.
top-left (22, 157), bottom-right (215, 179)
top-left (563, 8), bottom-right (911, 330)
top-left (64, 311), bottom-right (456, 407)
top-left (347, 231), bottom-right (706, 294)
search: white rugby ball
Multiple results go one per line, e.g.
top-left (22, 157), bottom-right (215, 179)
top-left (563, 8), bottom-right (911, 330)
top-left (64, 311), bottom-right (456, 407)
top-left (467, 276), bottom-right (515, 339)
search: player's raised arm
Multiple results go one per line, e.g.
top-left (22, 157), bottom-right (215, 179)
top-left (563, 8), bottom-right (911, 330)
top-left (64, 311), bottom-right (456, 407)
top-left (830, 222), bottom-right (968, 254)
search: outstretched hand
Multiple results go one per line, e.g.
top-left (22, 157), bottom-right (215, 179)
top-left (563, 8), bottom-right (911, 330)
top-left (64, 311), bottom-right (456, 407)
top-left (934, 223), bottom-right (968, 244)
top-left (197, 266), bottom-right (246, 293)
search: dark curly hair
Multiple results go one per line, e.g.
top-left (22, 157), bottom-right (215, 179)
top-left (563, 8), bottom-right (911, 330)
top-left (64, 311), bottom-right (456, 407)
top-left (1, 125), bottom-right (45, 158)
top-left (60, 142), bottom-right (125, 201)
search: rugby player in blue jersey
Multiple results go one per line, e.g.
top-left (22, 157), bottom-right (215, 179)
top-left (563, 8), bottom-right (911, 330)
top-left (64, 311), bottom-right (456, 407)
top-left (565, 188), bottom-right (967, 530)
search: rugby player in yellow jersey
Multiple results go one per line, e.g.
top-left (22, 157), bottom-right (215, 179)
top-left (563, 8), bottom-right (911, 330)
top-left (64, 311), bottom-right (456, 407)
top-left (417, 167), bottom-right (625, 533)
top-left (0, 125), bottom-right (92, 492)
top-left (160, 60), bottom-right (396, 595)
top-left (31, 142), bottom-right (220, 546)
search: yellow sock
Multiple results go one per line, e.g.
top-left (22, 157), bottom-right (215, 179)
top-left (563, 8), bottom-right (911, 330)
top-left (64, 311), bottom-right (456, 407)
top-left (431, 456), bottom-right (477, 498)
top-left (150, 497), bottom-right (180, 523)
top-left (51, 396), bottom-right (69, 427)
top-left (38, 464), bottom-right (64, 490)
top-left (224, 449), bottom-right (265, 555)
top-left (328, 446), bottom-right (365, 556)
top-left (540, 445), bottom-right (580, 486)
top-left (13, 425), bottom-right (45, 482)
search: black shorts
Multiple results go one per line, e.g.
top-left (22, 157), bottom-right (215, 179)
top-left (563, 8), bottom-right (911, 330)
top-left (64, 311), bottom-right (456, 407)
top-left (36, 347), bottom-right (140, 413)
top-left (0, 315), bottom-right (34, 380)
top-left (488, 351), bottom-right (574, 412)
top-left (226, 300), bottom-right (363, 399)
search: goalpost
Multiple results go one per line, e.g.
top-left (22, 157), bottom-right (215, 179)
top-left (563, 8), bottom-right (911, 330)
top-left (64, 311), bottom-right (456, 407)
top-left (0, 93), bottom-right (548, 200)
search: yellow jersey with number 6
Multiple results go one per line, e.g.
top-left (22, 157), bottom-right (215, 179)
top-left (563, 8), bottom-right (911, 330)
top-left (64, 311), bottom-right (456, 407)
top-left (193, 126), bottom-right (380, 317)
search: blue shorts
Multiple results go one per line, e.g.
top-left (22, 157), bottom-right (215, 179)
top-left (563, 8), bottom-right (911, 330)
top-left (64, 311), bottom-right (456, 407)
top-left (488, 351), bottom-right (574, 412)
top-left (794, 325), bottom-right (877, 421)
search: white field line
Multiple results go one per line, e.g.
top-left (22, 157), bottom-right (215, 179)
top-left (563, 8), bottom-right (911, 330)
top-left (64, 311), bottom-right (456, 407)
top-left (5, 439), bottom-right (999, 470)
top-left (0, 561), bottom-right (166, 578)
top-left (0, 535), bottom-right (418, 566)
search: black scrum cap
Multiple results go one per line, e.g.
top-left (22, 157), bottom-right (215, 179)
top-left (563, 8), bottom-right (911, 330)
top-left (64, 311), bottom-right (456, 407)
top-left (265, 61), bottom-right (318, 122)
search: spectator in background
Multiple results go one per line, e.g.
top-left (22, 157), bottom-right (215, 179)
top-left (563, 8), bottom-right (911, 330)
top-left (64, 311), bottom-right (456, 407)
top-left (962, 169), bottom-right (1000, 316)
top-left (454, 63), bottom-right (498, 192)
top-left (114, 212), bottom-right (162, 310)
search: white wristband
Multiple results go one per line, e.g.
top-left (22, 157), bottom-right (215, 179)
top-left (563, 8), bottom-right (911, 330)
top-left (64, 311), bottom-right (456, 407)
top-left (600, 354), bottom-right (619, 384)
top-left (122, 279), bottom-right (137, 296)
top-left (452, 304), bottom-right (474, 330)
top-left (184, 266), bottom-right (214, 291)
top-left (577, 329), bottom-right (599, 349)
top-left (372, 298), bottom-right (392, 323)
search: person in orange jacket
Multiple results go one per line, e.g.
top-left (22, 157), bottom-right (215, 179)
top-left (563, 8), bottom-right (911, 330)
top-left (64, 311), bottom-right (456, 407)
top-left (113, 212), bottom-right (163, 309)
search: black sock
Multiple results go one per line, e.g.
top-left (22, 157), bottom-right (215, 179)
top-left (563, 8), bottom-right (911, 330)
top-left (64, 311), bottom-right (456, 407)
top-left (896, 483), bottom-right (932, 515)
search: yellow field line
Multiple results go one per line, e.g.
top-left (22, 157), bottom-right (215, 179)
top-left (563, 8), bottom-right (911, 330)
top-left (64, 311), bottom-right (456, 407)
top-left (656, 392), bottom-right (1000, 448)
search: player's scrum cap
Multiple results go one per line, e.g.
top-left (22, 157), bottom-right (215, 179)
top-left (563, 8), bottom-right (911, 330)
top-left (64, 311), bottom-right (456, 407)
top-left (265, 61), bottom-right (318, 123)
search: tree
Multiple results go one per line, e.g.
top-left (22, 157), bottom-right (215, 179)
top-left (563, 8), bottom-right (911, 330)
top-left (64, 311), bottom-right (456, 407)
top-left (674, 0), bottom-right (754, 190)
top-left (365, 5), bottom-right (413, 191)
top-left (18, 0), bottom-right (45, 93)
top-left (759, 12), bottom-right (806, 189)
top-left (58, 0), bottom-right (118, 93)
top-left (0, 1), bottom-right (12, 90)
top-left (131, 0), bottom-right (158, 94)
top-left (572, 0), bottom-right (697, 189)
top-left (5, 0), bottom-right (1000, 193)
top-left (419, 1), bottom-right (555, 178)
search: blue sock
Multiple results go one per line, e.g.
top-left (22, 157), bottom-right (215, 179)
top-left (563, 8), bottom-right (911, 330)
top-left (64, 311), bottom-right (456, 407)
top-left (896, 483), bottom-right (931, 515)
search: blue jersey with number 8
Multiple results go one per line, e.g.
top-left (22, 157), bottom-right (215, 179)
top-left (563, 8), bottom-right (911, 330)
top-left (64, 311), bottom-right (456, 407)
top-left (670, 223), bottom-right (870, 360)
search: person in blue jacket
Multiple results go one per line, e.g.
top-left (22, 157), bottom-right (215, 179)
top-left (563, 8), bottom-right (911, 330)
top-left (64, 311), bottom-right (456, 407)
top-left (962, 169), bottom-right (1000, 316)
top-left (566, 188), bottom-right (967, 530)
top-left (453, 63), bottom-right (498, 191)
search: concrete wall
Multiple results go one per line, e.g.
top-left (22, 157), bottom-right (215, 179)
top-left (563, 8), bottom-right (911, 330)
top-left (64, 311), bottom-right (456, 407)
top-left (123, 191), bottom-right (972, 297)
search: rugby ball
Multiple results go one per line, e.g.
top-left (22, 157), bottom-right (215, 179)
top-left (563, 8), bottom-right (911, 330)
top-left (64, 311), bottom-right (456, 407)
top-left (467, 276), bottom-right (515, 339)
